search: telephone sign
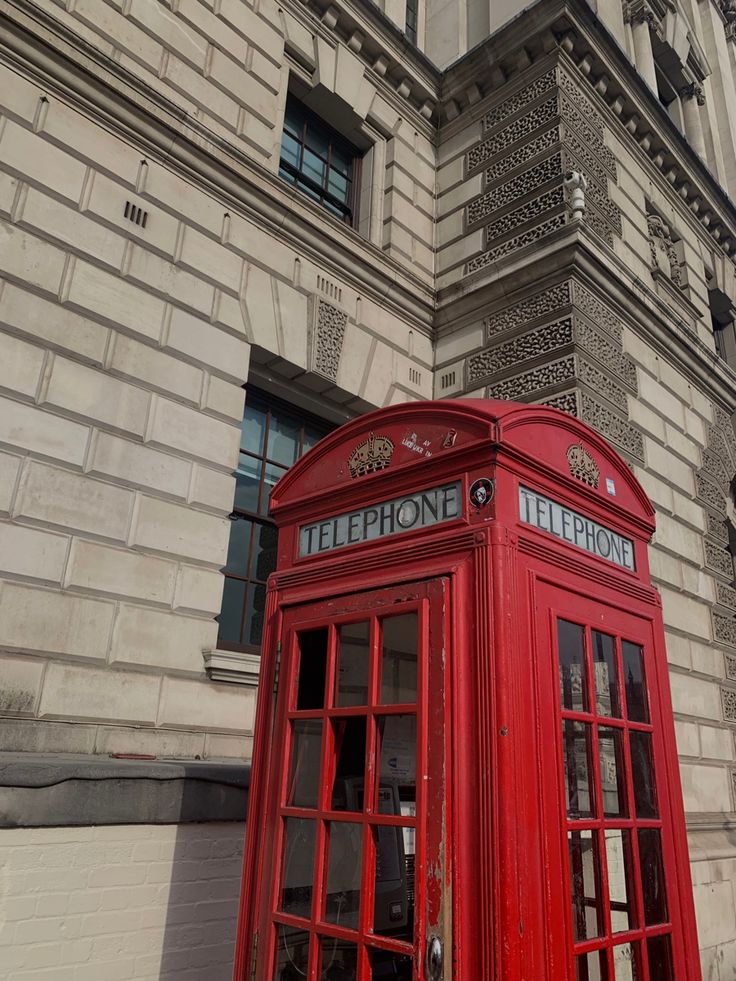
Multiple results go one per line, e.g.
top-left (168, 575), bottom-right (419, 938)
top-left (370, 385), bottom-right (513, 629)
top-left (233, 399), bottom-right (702, 981)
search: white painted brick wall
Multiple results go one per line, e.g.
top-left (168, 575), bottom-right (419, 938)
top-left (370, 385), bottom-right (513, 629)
top-left (0, 823), bottom-right (244, 981)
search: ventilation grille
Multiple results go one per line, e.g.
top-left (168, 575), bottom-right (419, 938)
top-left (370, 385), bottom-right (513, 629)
top-left (317, 274), bottom-right (342, 303)
top-left (440, 370), bottom-right (456, 390)
top-left (409, 367), bottom-right (422, 385)
top-left (124, 201), bottom-right (148, 228)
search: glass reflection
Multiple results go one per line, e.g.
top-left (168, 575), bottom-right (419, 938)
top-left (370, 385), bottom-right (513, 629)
top-left (378, 715), bottom-right (417, 811)
top-left (217, 577), bottom-right (246, 644)
top-left (598, 727), bottom-right (627, 817)
top-left (267, 414), bottom-right (301, 467)
top-left (638, 828), bottom-right (668, 925)
top-left (280, 818), bottom-right (316, 919)
top-left (296, 629), bottom-right (328, 710)
top-left (373, 823), bottom-right (413, 942)
top-left (381, 614), bottom-right (418, 704)
top-left (288, 720), bottom-right (322, 808)
top-left (605, 830), bottom-right (636, 932)
top-left (234, 459), bottom-right (261, 513)
top-left (319, 937), bottom-right (358, 981)
top-left (274, 926), bottom-right (310, 981)
top-left (592, 632), bottom-right (620, 717)
top-left (646, 934), bottom-right (674, 980)
top-left (575, 950), bottom-right (608, 981)
top-left (331, 718), bottom-right (367, 811)
top-left (325, 822), bottom-right (363, 929)
top-left (558, 620), bottom-right (588, 712)
top-left (569, 830), bottom-right (603, 941)
top-left (630, 731), bottom-right (658, 818)
top-left (562, 721), bottom-right (595, 818)
top-left (242, 405), bottom-right (266, 455)
top-left (224, 517), bottom-right (251, 576)
top-left (622, 642), bottom-right (649, 722)
top-left (337, 622), bottom-right (370, 707)
top-left (613, 943), bottom-right (638, 981)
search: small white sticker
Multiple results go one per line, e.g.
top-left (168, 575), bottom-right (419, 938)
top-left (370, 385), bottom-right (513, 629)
top-left (606, 478), bottom-right (616, 496)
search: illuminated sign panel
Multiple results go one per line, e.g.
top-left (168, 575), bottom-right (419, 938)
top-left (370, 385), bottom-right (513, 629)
top-left (519, 486), bottom-right (635, 571)
top-left (299, 482), bottom-right (461, 557)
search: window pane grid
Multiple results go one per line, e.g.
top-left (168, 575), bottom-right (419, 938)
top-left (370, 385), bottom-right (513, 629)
top-left (557, 620), bottom-right (670, 981)
top-left (271, 607), bottom-right (422, 979)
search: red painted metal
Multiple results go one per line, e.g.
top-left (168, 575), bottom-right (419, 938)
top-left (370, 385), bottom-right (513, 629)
top-left (233, 399), bottom-right (702, 981)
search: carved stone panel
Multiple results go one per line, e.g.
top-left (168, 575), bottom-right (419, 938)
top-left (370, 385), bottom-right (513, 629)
top-left (726, 652), bottom-right (736, 682)
top-left (706, 541), bottom-right (734, 580)
top-left (485, 356), bottom-right (576, 401)
top-left (581, 394), bottom-right (645, 461)
top-left (309, 298), bottom-right (348, 382)
top-left (466, 317), bottom-right (574, 383)
top-left (721, 686), bottom-right (736, 721)
top-left (714, 612), bottom-right (736, 647)
top-left (485, 282), bottom-right (572, 339)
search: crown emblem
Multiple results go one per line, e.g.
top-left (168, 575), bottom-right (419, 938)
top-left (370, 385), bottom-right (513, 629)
top-left (566, 443), bottom-right (600, 489)
top-left (348, 432), bottom-right (394, 478)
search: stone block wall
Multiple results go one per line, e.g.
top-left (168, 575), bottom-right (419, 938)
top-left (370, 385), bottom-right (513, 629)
top-left (0, 822), bottom-right (244, 981)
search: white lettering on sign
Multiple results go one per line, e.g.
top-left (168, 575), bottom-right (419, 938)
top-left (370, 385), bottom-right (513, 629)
top-left (519, 486), bottom-right (635, 571)
top-left (299, 482), bottom-right (462, 557)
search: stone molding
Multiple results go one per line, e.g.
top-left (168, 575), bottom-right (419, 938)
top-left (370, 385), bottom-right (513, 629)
top-left (203, 648), bottom-right (261, 686)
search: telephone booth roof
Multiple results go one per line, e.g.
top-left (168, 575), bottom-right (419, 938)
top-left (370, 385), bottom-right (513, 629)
top-left (270, 399), bottom-right (655, 539)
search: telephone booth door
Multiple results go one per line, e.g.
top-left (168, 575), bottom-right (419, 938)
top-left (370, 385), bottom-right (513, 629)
top-left (252, 579), bottom-right (450, 981)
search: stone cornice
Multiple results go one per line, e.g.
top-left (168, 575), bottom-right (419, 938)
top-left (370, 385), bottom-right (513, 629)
top-left (0, 0), bottom-right (436, 332)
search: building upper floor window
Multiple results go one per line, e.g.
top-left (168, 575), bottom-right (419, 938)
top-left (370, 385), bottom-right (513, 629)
top-left (217, 391), bottom-right (332, 652)
top-left (279, 95), bottom-right (360, 225)
top-left (405, 0), bottom-right (418, 44)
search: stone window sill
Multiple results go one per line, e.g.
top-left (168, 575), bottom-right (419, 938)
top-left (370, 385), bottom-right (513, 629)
top-left (203, 648), bottom-right (261, 687)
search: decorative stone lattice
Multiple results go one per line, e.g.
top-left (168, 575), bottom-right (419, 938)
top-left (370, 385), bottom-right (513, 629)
top-left (720, 686), bottom-right (736, 721)
top-left (485, 356), bottom-right (576, 401)
top-left (467, 318), bottom-right (573, 382)
top-left (541, 392), bottom-right (579, 416)
top-left (557, 68), bottom-right (604, 133)
top-left (581, 394), bottom-right (645, 460)
top-left (311, 299), bottom-right (347, 381)
top-left (467, 214), bottom-right (567, 272)
top-left (715, 406), bottom-right (736, 459)
top-left (482, 69), bottom-right (557, 131)
top-left (571, 284), bottom-right (623, 341)
top-left (717, 582), bottom-right (736, 609)
top-left (706, 541), bottom-right (734, 580)
top-left (715, 612), bottom-right (736, 647)
top-left (484, 188), bottom-right (565, 245)
top-left (578, 359), bottom-right (628, 411)
top-left (576, 322), bottom-right (637, 391)
top-left (697, 472), bottom-right (728, 516)
top-left (707, 512), bottom-right (730, 544)
top-left (485, 127), bottom-right (560, 185)
top-left (468, 154), bottom-right (562, 226)
top-left (485, 282), bottom-right (571, 338)
top-left (562, 129), bottom-right (608, 186)
top-left (702, 447), bottom-right (732, 491)
top-left (467, 98), bottom-right (559, 172)
top-left (560, 96), bottom-right (617, 177)
top-left (726, 652), bottom-right (736, 681)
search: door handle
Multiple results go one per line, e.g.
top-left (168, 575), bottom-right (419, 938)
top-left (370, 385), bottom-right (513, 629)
top-left (426, 935), bottom-right (443, 981)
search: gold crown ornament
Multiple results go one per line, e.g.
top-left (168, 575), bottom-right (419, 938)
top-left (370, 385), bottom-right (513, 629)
top-left (348, 432), bottom-right (395, 478)
top-left (566, 442), bottom-right (600, 489)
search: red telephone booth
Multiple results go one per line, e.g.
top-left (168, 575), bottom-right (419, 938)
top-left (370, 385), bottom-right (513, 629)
top-left (233, 399), bottom-right (701, 981)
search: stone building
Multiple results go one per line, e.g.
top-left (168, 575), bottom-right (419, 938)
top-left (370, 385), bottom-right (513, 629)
top-left (1, 0), bottom-right (736, 976)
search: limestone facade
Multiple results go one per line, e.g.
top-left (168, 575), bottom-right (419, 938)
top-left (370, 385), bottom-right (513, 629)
top-left (2, 0), bottom-right (736, 976)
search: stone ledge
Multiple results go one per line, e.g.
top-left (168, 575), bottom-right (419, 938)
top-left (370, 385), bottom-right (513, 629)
top-left (0, 753), bottom-right (250, 828)
top-left (203, 647), bottom-right (261, 686)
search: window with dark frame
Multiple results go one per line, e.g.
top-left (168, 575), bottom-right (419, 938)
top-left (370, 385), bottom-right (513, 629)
top-left (217, 392), bottom-right (332, 652)
top-left (279, 95), bottom-right (360, 225)
top-left (405, 0), bottom-right (418, 45)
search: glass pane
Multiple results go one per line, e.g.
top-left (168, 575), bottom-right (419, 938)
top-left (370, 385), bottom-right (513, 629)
top-left (638, 828), bottom-right (668, 925)
top-left (613, 943), bottom-right (639, 981)
top-left (381, 613), bottom-right (418, 704)
top-left (330, 144), bottom-right (353, 174)
top-left (303, 426), bottom-right (324, 452)
top-left (274, 925), bottom-right (310, 981)
top-left (235, 456), bottom-right (261, 513)
top-left (303, 148), bottom-right (326, 188)
top-left (325, 822), bottom-right (362, 929)
top-left (599, 727), bottom-right (627, 818)
top-left (575, 950), bottom-right (608, 981)
top-left (241, 404), bottom-right (266, 454)
top-left (217, 577), bottom-right (246, 644)
top-left (288, 720), bottom-right (323, 808)
top-left (630, 731), bottom-right (658, 818)
top-left (224, 516), bottom-right (252, 576)
top-left (331, 718), bottom-right (367, 811)
top-left (267, 414), bottom-right (301, 467)
top-left (370, 948), bottom-right (413, 980)
top-left (378, 715), bottom-right (417, 810)
top-left (646, 934), bottom-right (674, 980)
top-left (304, 124), bottom-right (330, 158)
top-left (320, 937), bottom-right (358, 980)
top-left (622, 642), bottom-right (649, 723)
top-left (284, 98), bottom-right (305, 135)
top-left (568, 830), bottom-right (603, 942)
top-left (605, 830), bottom-right (636, 932)
top-left (261, 462), bottom-right (287, 515)
top-left (280, 818), bottom-right (316, 919)
top-left (562, 721), bottom-right (594, 818)
top-left (250, 521), bottom-right (278, 581)
top-left (558, 620), bottom-right (588, 712)
top-left (373, 822), bottom-right (413, 942)
top-left (328, 169), bottom-right (348, 203)
top-left (592, 632), bottom-right (620, 717)
top-left (297, 628), bottom-right (328, 710)
top-left (280, 131), bottom-right (300, 170)
top-left (336, 621), bottom-right (370, 707)
top-left (246, 582), bottom-right (267, 646)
